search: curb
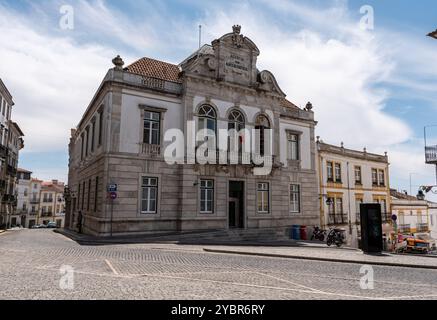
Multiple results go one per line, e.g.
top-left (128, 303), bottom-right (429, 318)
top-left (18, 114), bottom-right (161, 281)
top-left (203, 248), bottom-right (437, 270)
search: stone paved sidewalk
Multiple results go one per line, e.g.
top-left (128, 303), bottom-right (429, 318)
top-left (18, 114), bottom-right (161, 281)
top-left (203, 245), bottom-right (437, 269)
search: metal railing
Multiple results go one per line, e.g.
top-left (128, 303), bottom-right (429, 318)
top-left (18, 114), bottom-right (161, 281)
top-left (416, 223), bottom-right (429, 232)
top-left (399, 224), bottom-right (411, 234)
top-left (141, 143), bottom-right (161, 156)
top-left (328, 213), bottom-right (348, 225)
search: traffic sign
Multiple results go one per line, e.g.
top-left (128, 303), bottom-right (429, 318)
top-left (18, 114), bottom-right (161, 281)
top-left (391, 214), bottom-right (397, 221)
top-left (107, 184), bottom-right (118, 192)
top-left (109, 192), bottom-right (117, 200)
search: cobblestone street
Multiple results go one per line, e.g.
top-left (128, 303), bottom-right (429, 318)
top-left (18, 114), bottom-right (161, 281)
top-left (1, 229), bottom-right (437, 300)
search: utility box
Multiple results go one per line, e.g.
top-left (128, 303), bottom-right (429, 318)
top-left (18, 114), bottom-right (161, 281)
top-left (360, 203), bottom-right (383, 253)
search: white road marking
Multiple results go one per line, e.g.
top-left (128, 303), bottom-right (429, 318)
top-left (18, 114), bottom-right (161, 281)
top-left (104, 259), bottom-right (119, 275)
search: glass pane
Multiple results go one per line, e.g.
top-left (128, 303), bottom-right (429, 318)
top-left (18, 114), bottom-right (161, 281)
top-left (150, 188), bottom-right (156, 201)
top-left (141, 200), bottom-right (148, 212)
top-left (150, 200), bottom-right (156, 212)
top-left (152, 112), bottom-right (160, 121)
top-left (151, 129), bottom-right (159, 144)
top-left (200, 200), bottom-right (205, 212)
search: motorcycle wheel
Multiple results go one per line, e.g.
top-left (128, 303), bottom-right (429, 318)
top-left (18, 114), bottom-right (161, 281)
top-left (327, 239), bottom-right (332, 246)
top-left (318, 235), bottom-right (325, 241)
top-left (336, 241), bottom-right (342, 248)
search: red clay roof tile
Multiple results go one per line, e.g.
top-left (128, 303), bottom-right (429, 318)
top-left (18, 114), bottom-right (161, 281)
top-left (126, 57), bottom-right (182, 83)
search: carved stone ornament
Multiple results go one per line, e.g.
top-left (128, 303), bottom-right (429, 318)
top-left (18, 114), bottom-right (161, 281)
top-left (259, 70), bottom-right (272, 84)
top-left (232, 25), bottom-right (244, 48)
top-left (112, 55), bottom-right (124, 70)
top-left (207, 57), bottom-right (217, 70)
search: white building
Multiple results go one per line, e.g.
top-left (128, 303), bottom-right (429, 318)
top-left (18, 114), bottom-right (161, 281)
top-left (390, 189), bottom-right (430, 236)
top-left (317, 140), bottom-right (391, 247)
top-left (14, 168), bottom-right (32, 227)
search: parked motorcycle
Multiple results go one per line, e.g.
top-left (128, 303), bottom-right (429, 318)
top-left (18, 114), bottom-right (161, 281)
top-left (311, 226), bottom-right (326, 241)
top-left (326, 228), bottom-right (345, 247)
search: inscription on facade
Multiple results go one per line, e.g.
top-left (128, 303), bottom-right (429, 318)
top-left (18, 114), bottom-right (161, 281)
top-left (225, 54), bottom-right (249, 74)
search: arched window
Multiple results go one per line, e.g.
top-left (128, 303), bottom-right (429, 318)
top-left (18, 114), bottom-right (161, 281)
top-left (255, 114), bottom-right (271, 156)
top-left (228, 110), bottom-right (245, 160)
top-left (228, 110), bottom-right (245, 131)
top-left (198, 105), bottom-right (216, 133)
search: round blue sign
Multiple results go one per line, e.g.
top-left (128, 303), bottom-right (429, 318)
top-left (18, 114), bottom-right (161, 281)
top-left (391, 214), bottom-right (397, 221)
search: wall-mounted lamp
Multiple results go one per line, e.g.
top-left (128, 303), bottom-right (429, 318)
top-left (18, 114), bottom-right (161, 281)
top-left (319, 194), bottom-right (333, 206)
top-left (193, 181), bottom-right (199, 187)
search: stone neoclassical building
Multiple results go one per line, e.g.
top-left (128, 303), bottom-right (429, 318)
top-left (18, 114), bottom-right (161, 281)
top-left (66, 26), bottom-right (319, 236)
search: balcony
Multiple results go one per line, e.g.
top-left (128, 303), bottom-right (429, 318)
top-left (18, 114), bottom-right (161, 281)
top-left (0, 144), bottom-right (6, 159)
top-left (2, 194), bottom-right (16, 203)
top-left (399, 224), bottom-right (411, 234)
top-left (30, 199), bottom-right (40, 204)
top-left (328, 213), bottom-right (348, 225)
top-left (425, 145), bottom-right (437, 164)
top-left (7, 165), bottom-right (17, 177)
top-left (141, 143), bottom-right (161, 157)
top-left (416, 223), bottom-right (429, 233)
top-left (189, 150), bottom-right (277, 168)
top-left (42, 198), bottom-right (54, 203)
top-left (41, 212), bottom-right (53, 217)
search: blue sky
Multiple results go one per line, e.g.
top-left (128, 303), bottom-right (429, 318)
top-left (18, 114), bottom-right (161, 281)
top-left (0, 0), bottom-right (437, 200)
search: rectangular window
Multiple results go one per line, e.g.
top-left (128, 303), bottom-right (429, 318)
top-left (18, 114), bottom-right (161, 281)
top-left (327, 161), bottom-right (333, 182)
top-left (87, 179), bottom-right (91, 211)
top-left (98, 110), bottom-right (103, 146)
top-left (378, 169), bottom-right (385, 187)
top-left (82, 181), bottom-right (85, 210)
top-left (94, 176), bottom-right (99, 212)
top-left (141, 177), bottom-right (158, 214)
top-left (80, 133), bottom-right (84, 160)
top-left (143, 111), bottom-right (160, 145)
top-left (77, 183), bottom-right (81, 210)
top-left (354, 166), bottom-right (362, 184)
top-left (257, 182), bottom-right (269, 213)
top-left (328, 196), bottom-right (346, 225)
top-left (91, 121), bottom-right (95, 152)
top-left (287, 133), bottom-right (299, 160)
top-left (200, 179), bottom-right (214, 213)
top-left (334, 163), bottom-right (342, 182)
top-left (290, 184), bottom-right (300, 213)
top-left (85, 127), bottom-right (89, 157)
top-left (372, 168), bottom-right (378, 186)
top-left (355, 197), bottom-right (363, 222)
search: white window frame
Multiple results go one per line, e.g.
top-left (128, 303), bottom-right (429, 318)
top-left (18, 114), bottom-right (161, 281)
top-left (200, 179), bottom-right (214, 214)
top-left (257, 182), bottom-right (270, 214)
top-left (141, 177), bottom-right (158, 214)
top-left (143, 111), bottom-right (161, 145)
top-left (290, 184), bottom-right (300, 213)
top-left (287, 133), bottom-right (299, 161)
